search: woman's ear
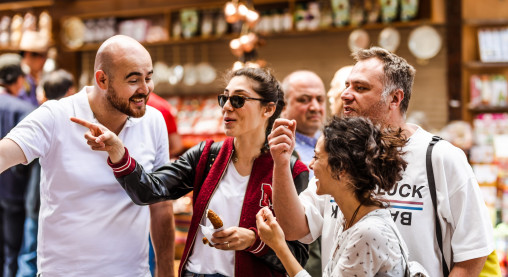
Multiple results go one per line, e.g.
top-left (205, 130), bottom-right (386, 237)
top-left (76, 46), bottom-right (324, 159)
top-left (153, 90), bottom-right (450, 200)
top-left (263, 103), bottom-right (276, 118)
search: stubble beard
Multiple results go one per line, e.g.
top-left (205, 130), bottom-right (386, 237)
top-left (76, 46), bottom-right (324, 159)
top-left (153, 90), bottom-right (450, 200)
top-left (343, 98), bottom-right (388, 125)
top-left (106, 85), bottom-right (146, 118)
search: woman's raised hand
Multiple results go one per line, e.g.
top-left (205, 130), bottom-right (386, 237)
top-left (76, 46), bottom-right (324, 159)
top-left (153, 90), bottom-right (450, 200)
top-left (256, 207), bottom-right (286, 252)
top-left (268, 119), bottom-right (296, 166)
top-left (70, 117), bottom-right (126, 163)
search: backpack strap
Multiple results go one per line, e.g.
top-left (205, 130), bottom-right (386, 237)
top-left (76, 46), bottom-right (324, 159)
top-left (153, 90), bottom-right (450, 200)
top-left (194, 141), bottom-right (223, 198)
top-left (290, 151), bottom-right (298, 172)
top-left (426, 135), bottom-right (449, 276)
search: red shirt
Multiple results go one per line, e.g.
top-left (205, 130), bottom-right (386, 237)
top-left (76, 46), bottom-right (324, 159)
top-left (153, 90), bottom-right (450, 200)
top-left (147, 93), bottom-right (178, 135)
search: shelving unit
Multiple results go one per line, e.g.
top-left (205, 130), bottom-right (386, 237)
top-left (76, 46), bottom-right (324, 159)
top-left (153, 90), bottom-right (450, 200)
top-left (0, 0), bottom-right (53, 11)
top-left (461, 0), bottom-right (508, 122)
top-left (0, 0), bottom-right (452, 130)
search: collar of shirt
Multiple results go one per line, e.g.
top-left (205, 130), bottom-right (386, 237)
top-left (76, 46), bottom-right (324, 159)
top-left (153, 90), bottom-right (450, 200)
top-left (295, 131), bottom-right (320, 147)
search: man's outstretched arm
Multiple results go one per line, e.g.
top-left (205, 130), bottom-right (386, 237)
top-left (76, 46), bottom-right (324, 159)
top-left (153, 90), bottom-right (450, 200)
top-left (0, 138), bottom-right (27, 174)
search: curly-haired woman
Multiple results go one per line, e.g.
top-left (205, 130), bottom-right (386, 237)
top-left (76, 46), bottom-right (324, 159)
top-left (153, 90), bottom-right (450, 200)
top-left (257, 116), bottom-right (411, 276)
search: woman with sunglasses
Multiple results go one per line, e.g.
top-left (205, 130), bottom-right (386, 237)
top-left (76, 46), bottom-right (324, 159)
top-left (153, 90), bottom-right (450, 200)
top-left (71, 67), bottom-right (309, 277)
top-left (257, 116), bottom-right (415, 276)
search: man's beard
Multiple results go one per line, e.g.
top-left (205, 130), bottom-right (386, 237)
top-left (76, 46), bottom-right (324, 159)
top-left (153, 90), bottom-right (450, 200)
top-left (106, 85), bottom-right (147, 118)
top-left (342, 98), bottom-right (388, 124)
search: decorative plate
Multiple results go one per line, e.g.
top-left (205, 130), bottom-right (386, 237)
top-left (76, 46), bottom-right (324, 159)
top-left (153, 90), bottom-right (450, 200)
top-left (408, 25), bottom-right (442, 60)
top-left (348, 29), bottom-right (370, 53)
top-left (378, 27), bottom-right (400, 52)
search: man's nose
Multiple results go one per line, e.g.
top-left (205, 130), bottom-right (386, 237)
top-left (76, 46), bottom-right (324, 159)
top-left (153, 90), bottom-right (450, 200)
top-left (309, 98), bottom-right (321, 110)
top-left (341, 87), bottom-right (353, 101)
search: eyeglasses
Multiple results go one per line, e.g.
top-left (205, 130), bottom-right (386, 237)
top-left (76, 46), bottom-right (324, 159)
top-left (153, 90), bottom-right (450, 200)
top-left (218, 94), bottom-right (267, 109)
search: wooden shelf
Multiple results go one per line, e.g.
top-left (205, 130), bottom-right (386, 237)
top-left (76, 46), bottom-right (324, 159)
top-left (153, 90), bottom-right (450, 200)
top-left (468, 106), bottom-right (508, 113)
top-left (463, 18), bottom-right (508, 27)
top-left (63, 20), bottom-right (444, 52)
top-left (63, 34), bottom-right (237, 52)
top-left (464, 61), bottom-right (508, 69)
top-left (268, 20), bottom-right (443, 37)
top-left (0, 0), bottom-right (53, 11)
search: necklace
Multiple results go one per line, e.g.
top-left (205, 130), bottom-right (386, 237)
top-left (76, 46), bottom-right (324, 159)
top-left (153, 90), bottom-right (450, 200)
top-left (344, 202), bottom-right (363, 230)
top-left (232, 150), bottom-right (239, 163)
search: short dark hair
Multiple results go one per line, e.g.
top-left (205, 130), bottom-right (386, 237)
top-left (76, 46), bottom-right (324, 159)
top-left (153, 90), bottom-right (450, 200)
top-left (42, 69), bottom-right (75, 100)
top-left (0, 54), bottom-right (24, 86)
top-left (352, 47), bottom-right (416, 115)
top-left (322, 116), bottom-right (407, 207)
top-left (225, 67), bottom-right (285, 151)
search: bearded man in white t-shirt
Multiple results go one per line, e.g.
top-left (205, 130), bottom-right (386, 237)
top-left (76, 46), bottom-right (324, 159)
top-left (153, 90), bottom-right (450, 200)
top-left (268, 47), bottom-right (494, 276)
top-left (0, 35), bottom-right (174, 277)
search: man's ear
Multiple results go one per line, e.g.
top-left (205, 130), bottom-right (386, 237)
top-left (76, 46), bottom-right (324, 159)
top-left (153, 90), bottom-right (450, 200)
top-left (389, 88), bottom-right (404, 111)
top-left (280, 103), bottom-right (288, 118)
top-left (95, 70), bottom-right (108, 90)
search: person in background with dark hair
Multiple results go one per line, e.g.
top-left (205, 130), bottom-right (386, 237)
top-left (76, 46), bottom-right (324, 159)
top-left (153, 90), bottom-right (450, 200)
top-left (258, 116), bottom-right (409, 276)
top-left (16, 68), bottom-right (76, 277)
top-left (71, 66), bottom-right (310, 277)
top-left (0, 53), bottom-right (35, 277)
top-left (40, 69), bottom-right (76, 101)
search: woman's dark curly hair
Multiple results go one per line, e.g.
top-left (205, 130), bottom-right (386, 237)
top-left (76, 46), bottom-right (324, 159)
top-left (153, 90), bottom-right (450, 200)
top-left (225, 67), bottom-right (285, 152)
top-left (322, 116), bottom-right (408, 207)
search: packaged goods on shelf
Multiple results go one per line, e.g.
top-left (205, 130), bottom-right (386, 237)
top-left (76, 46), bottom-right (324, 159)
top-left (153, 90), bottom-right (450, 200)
top-left (470, 114), bottom-right (508, 227)
top-left (167, 95), bottom-right (225, 149)
top-left (470, 74), bottom-right (508, 108)
top-left (473, 164), bottom-right (499, 225)
top-left (493, 222), bottom-right (508, 276)
top-left (473, 113), bottom-right (508, 146)
top-left (478, 27), bottom-right (508, 62)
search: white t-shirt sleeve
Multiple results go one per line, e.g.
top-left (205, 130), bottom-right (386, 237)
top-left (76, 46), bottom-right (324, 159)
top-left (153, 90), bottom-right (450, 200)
top-left (294, 269), bottom-right (312, 277)
top-left (299, 177), bottom-right (324, 243)
top-left (434, 143), bottom-right (494, 262)
top-left (5, 102), bottom-right (57, 164)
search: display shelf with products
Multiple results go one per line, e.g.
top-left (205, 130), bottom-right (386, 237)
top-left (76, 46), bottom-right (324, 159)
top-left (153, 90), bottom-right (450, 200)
top-left (462, 2), bottom-right (508, 271)
top-left (461, 0), bottom-right (508, 122)
top-left (55, 0), bottom-right (443, 52)
top-left (0, 8), bottom-right (54, 53)
top-left (165, 95), bottom-right (227, 150)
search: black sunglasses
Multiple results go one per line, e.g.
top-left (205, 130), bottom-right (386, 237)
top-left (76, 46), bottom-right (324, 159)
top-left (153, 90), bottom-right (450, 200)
top-left (218, 94), bottom-right (268, 108)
